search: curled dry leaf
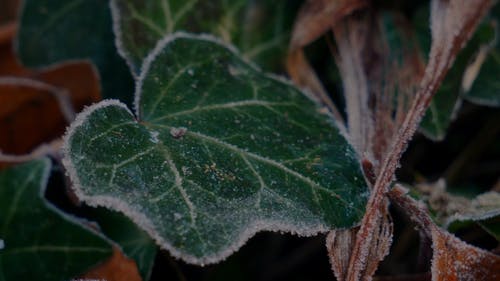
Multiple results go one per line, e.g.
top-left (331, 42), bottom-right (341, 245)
top-left (289, 0), bottom-right (368, 49)
top-left (389, 185), bottom-right (500, 281)
top-left (287, 0), bottom-right (368, 123)
top-left (80, 247), bottom-right (142, 281)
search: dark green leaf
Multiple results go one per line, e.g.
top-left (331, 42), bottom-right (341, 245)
top-left (17, 0), bottom-right (134, 106)
top-left (0, 159), bottom-right (113, 281)
top-left (63, 34), bottom-right (368, 264)
top-left (111, 0), bottom-right (301, 73)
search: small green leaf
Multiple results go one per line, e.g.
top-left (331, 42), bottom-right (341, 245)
top-left (111, 0), bottom-right (301, 73)
top-left (63, 34), bottom-right (368, 264)
top-left (0, 159), bottom-right (113, 280)
top-left (86, 207), bottom-right (157, 280)
top-left (17, 0), bottom-right (134, 105)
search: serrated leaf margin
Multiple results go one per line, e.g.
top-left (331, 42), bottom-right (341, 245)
top-left (63, 33), bottom-right (364, 264)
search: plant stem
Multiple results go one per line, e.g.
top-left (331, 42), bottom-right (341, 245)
top-left (345, 2), bottom-right (492, 279)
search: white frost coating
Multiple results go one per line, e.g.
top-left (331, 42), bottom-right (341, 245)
top-left (65, 143), bottom-right (335, 265)
top-left (61, 100), bottom-right (134, 196)
top-left (62, 99), bottom-right (134, 148)
top-left (444, 191), bottom-right (500, 228)
top-left (149, 130), bottom-right (160, 143)
top-left (134, 32), bottom-right (242, 118)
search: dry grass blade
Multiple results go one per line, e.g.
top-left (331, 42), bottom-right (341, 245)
top-left (389, 185), bottom-right (500, 281)
top-left (361, 209), bottom-right (393, 281)
top-left (327, 228), bottom-right (358, 281)
top-left (332, 15), bottom-right (371, 156)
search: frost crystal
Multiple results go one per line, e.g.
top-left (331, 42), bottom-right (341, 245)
top-left (169, 127), bottom-right (187, 139)
top-left (149, 130), bottom-right (160, 143)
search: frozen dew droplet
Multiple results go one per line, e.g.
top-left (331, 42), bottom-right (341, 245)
top-left (170, 127), bottom-right (187, 139)
top-left (174, 213), bottom-right (182, 221)
top-left (187, 69), bottom-right (194, 76)
top-left (0, 239), bottom-right (4, 250)
top-left (149, 130), bottom-right (160, 143)
top-left (228, 65), bottom-right (241, 77)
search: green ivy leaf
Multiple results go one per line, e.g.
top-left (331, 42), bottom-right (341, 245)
top-left (86, 207), bottom-right (157, 280)
top-left (17, 0), bottom-right (134, 106)
top-left (111, 0), bottom-right (301, 73)
top-left (63, 34), bottom-right (368, 264)
top-left (0, 159), bottom-right (112, 280)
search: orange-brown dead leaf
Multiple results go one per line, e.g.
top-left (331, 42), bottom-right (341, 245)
top-left (431, 227), bottom-right (500, 281)
top-left (0, 79), bottom-right (68, 154)
top-left (0, 27), bottom-right (100, 159)
top-left (289, 0), bottom-right (368, 49)
top-left (80, 247), bottom-right (142, 281)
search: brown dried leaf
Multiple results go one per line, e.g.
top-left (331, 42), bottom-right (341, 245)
top-left (328, 206), bottom-right (393, 281)
top-left (289, 0), bottom-right (368, 49)
top-left (0, 31), bottom-right (100, 158)
top-left (0, 22), bottom-right (16, 45)
top-left (332, 14), bottom-right (372, 156)
top-left (287, 0), bottom-right (368, 122)
top-left (80, 247), bottom-right (142, 281)
top-left (431, 227), bottom-right (500, 281)
top-left (0, 78), bottom-right (69, 155)
top-left (327, 228), bottom-right (358, 281)
top-left (361, 210), bottom-right (393, 281)
top-left (389, 185), bottom-right (500, 281)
